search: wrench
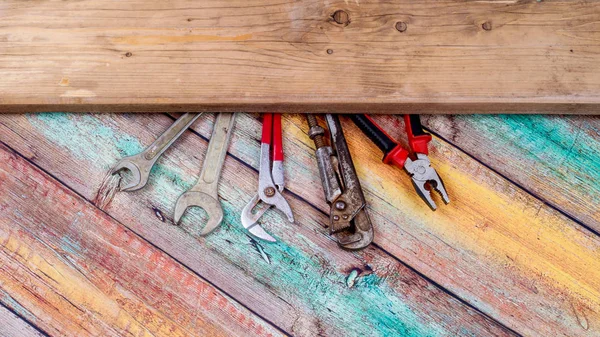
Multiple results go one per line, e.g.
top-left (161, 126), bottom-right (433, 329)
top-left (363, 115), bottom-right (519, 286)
top-left (111, 113), bottom-right (202, 191)
top-left (173, 112), bottom-right (236, 235)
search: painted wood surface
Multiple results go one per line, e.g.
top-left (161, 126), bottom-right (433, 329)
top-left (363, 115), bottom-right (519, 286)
top-left (0, 114), bottom-right (515, 337)
top-left (419, 114), bottom-right (600, 232)
top-left (0, 304), bottom-right (45, 337)
top-left (2, 1), bottom-right (600, 114)
top-left (0, 143), bottom-right (282, 337)
top-left (0, 112), bottom-right (598, 336)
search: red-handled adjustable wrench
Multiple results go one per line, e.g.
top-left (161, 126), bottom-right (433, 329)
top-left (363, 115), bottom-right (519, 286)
top-left (350, 114), bottom-right (449, 210)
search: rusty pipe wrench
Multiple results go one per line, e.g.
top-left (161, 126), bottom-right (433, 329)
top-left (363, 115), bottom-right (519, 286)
top-left (306, 114), bottom-right (374, 250)
top-left (174, 112), bottom-right (236, 235)
top-left (111, 113), bottom-right (202, 191)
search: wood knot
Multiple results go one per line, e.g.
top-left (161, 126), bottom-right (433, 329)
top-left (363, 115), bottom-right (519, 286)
top-left (482, 21), bottom-right (492, 31)
top-left (125, 52), bottom-right (133, 57)
top-left (332, 10), bottom-right (350, 26)
top-left (395, 22), bottom-right (407, 32)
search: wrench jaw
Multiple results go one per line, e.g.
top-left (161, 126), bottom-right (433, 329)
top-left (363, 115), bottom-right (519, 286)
top-left (111, 160), bottom-right (147, 192)
top-left (173, 192), bottom-right (224, 236)
top-left (333, 208), bottom-right (374, 251)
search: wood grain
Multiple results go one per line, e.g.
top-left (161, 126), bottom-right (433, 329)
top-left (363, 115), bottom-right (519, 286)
top-left (0, 305), bottom-right (45, 337)
top-left (0, 143), bottom-right (282, 337)
top-left (181, 113), bottom-right (600, 336)
top-left (417, 114), bottom-right (600, 232)
top-left (1, 1), bottom-right (600, 114)
top-left (0, 113), bottom-right (517, 337)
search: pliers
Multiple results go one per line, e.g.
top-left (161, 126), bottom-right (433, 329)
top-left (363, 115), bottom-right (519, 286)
top-left (350, 114), bottom-right (450, 210)
top-left (241, 113), bottom-right (294, 242)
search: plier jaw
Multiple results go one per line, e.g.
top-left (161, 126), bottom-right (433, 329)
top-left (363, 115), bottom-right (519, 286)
top-left (404, 154), bottom-right (450, 211)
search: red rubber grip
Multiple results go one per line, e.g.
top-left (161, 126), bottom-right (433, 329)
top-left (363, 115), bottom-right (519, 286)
top-left (383, 145), bottom-right (410, 168)
top-left (404, 114), bottom-right (432, 155)
top-left (272, 113), bottom-right (284, 161)
top-left (261, 113), bottom-right (273, 145)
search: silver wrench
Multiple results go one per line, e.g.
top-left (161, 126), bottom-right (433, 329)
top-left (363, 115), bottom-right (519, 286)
top-left (173, 112), bottom-right (236, 235)
top-left (111, 113), bottom-right (202, 191)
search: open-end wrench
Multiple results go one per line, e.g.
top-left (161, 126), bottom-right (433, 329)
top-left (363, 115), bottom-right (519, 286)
top-left (173, 113), bottom-right (236, 235)
top-left (111, 113), bottom-right (202, 191)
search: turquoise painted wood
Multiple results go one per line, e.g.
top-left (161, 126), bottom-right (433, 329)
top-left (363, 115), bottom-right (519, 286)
top-left (1, 112), bottom-right (599, 337)
top-left (419, 114), bottom-right (600, 230)
top-left (0, 113), bottom-right (515, 337)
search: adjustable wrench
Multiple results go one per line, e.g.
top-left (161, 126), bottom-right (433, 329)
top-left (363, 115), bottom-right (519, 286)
top-left (174, 112), bottom-right (236, 235)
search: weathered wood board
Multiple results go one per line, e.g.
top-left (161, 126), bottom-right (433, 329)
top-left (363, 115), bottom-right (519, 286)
top-left (1, 113), bottom-right (599, 336)
top-left (2, 1), bottom-right (600, 114)
top-left (0, 305), bottom-right (45, 337)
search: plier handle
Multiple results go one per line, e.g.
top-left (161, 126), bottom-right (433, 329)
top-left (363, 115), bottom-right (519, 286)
top-left (350, 114), bottom-right (450, 210)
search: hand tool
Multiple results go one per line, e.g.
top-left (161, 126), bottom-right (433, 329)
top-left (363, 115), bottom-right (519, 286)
top-left (241, 113), bottom-right (294, 242)
top-left (174, 112), bottom-right (236, 235)
top-left (110, 113), bottom-right (202, 191)
top-left (350, 114), bottom-right (450, 210)
top-left (306, 114), bottom-right (374, 250)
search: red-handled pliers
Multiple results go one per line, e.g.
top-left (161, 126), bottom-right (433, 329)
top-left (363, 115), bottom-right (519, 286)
top-left (241, 113), bottom-right (294, 242)
top-left (350, 114), bottom-right (450, 210)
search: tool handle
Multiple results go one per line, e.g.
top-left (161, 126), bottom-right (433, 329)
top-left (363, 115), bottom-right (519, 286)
top-left (143, 113), bottom-right (201, 161)
top-left (272, 113), bottom-right (284, 161)
top-left (350, 114), bottom-right (396, 154)
top-left (350, 114), bottom-right (410, 167)
top-left (261, 113), bottom-right (273, 145)
top-left (404, 114), bottom-right (432, 155)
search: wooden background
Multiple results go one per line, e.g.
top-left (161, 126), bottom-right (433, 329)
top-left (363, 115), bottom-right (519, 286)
top-left (0, 113), bottom-right (598, 336)
top-left (2, 0), bottom-right (600, 114)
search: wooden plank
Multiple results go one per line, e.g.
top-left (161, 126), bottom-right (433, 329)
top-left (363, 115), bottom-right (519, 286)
top-left (0, 144), bottom-right (282, 337)
top-left (1, 1), bottom-right (600, 114)
top-left (173, 113), bottom-right (600, 336)
top-left (0, 113), bottom-right (517, 337)
top-left (416, 114), bottom-right (600, 232)
top-left (0, 305), bottom-right (45, 337)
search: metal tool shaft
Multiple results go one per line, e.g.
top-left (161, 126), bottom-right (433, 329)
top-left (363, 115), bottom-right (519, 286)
top-left (189, 113), bottom-right (236, 195)
top-left (143, 113), bottom-right (201, 161)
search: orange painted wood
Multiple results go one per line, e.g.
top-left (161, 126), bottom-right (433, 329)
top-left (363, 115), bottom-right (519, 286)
top-left (0, 143), bottom-right (281, 337)
top-left (0, 114), bottom-right (517, 336)
top-left (1, 1), bottom-right (600, 114)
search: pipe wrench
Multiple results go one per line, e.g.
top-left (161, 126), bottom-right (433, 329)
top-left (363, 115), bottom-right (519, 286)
top-left (306, 114), bottom-right (374, 250)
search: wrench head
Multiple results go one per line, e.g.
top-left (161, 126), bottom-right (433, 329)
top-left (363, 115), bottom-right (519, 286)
top-left (111, 160), bottom-right (147, 192)
top-left (174, 191), bottom-right (223, 236)
top-left (241, 195), bottom-right (277, 242)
